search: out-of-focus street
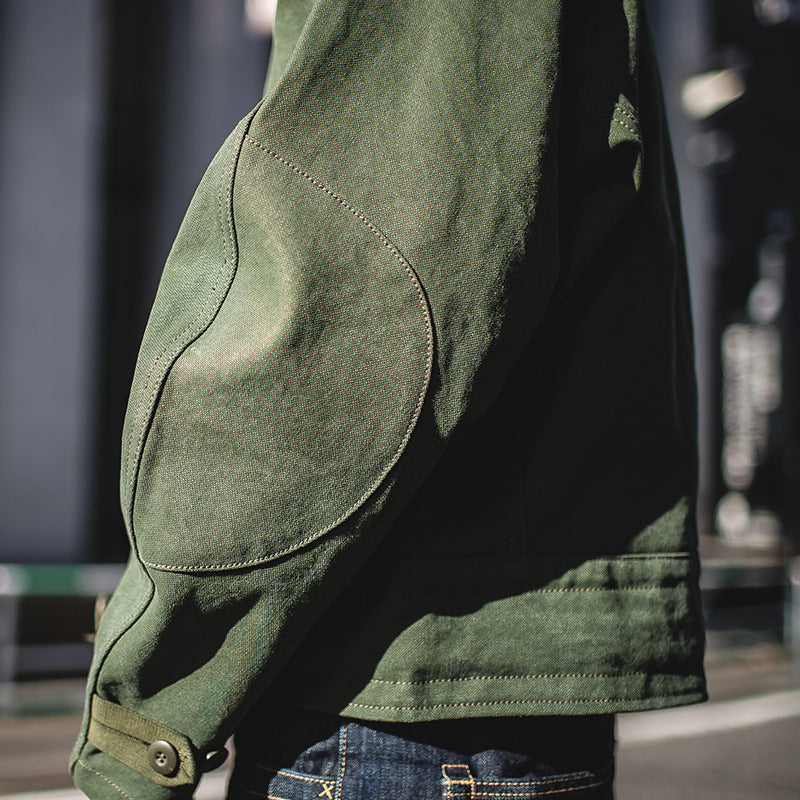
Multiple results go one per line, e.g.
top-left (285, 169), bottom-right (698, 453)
top-left (617, 659), bottom-right (800, 799)
top-left (619, 706), bottom-right (800, 800)
top-left (1, 658), bottom-right (797, 800)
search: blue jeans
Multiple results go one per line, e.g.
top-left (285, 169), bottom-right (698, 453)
top-left (228, 708), bottom-right (615, 800)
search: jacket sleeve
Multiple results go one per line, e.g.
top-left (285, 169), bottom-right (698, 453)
top-left (71, 1), bottom-right (647, 797)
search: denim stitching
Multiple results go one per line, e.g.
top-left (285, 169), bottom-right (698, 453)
top-left (438, 764), bottom-right (608, 799)
top-left (473, 775), bottom-right (593, 787)
top-left (275, 769), bottom-right (335, 789)
top-left (613, 104), bottom-right (639, 125)
top-left (140, 138), bottom-right (435, 573)
top-left (472, 777), bottom-right (608, 797)
top-left (256, 765), bottom-right (337, 796)
top-left (442, 769), bottom-right (601, 789)
top-left (255, 765), bottom-right (336, 799)
top-left (77, 761), bottom-right (135, 800)
top-left (439, 766), bottom-right (609, 797)
top-left (336, 724), bottom-right (348, 800)
top-left (442, 764), bottom-right (473, 800)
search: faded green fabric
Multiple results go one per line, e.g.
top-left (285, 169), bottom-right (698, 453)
top-left (87, 695), bottom-right (198, 788)
top-left (72, 1), bottom-right (706, 798)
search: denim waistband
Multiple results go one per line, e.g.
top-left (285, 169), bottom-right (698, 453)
top-left (228, 706), bottom-right (615, 800)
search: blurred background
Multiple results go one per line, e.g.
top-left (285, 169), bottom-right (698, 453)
top-left (0, 0), bottom-right (799, 798)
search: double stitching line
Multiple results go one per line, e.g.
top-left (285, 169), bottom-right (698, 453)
top-left (276, 770), bottom-right (334, 788)
top-left (122, 108), bottom-right (253, 518)
top-left (469, 779), bottom-right (607, 797)
top-left (442, 764), bottom-right (471, 800)
top-left (77, 761), bottom-right (135, 800)
top-left (281, 770), bottom-right (335, 797)
top-left (613, 117), bottom-right (641, 138)
top-left (473, 775), bottom-right (591, 788)
top-left (254, 764), bottom-right (334, 800)
top-left (336, 725), bottom-right (349, 800)
top-left (441, 765), bottom-right (610, 799)
top-left (614, 106), bottom-right (640, 126)
top-left (368, 670), bottom-right (648, 686)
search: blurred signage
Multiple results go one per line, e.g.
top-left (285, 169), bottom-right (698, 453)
top-left (686, 0), bottom-right (800, 546)
top-left (718, 323), bottom-right (782, 544)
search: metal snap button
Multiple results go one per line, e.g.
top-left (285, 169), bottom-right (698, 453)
top-left (147, 740), bottom-right (179, 776)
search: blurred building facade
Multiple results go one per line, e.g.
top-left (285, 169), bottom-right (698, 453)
top-left (696, 0), bottom-right (800, 551)
top-left (0, 0), bottom-right (270, 562)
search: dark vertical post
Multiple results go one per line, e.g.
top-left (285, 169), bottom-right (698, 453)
top-left (88, 2), bottom-right (172, 561)
top-left (89, 1), bottom-right (271, 561)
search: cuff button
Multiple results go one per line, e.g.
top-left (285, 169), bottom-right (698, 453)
top-left (148, 740), bottom-right (179, 776)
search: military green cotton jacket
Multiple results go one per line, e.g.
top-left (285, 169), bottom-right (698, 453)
top-left (72, 1), bottom-right (706, 797)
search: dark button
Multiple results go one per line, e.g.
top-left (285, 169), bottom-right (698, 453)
top-left (147, 740), bottom-right (179, 776)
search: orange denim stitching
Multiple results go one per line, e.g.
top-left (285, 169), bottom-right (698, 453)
top-left (473, 774), bottom-right (592, 787)
top-left (471, 776), bottom-right (607, 797)
top-left (442, 763), bottom-right (474, 800)
top-left (613, 104), bottom-right (639, 125)
top-left (337, 724), bottom-right (349, 800)
top-left (261, 765), bottom-right (335, 797)
top-left (274, 769), bottom-right (335, 787)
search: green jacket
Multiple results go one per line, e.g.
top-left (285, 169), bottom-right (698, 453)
top-left (72, 1), bottom-right (706, 797)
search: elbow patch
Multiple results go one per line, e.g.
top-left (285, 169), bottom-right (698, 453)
top-left (122, 124), bottom-right (433, 573)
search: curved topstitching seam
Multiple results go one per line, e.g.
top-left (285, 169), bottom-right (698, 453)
top-left (141, 137), bottom-right (434, 572)
top-left (122, 109), bottom-right (253, 512)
